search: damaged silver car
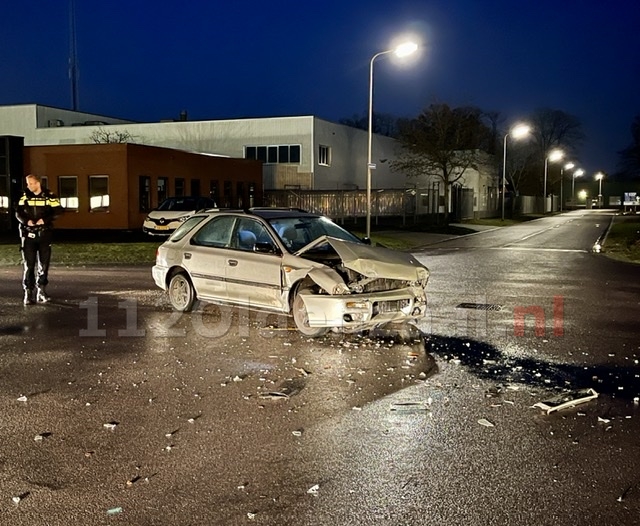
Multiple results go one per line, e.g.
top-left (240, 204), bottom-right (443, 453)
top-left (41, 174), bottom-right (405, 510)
top-left (152, 208), bottom-right (429, 336)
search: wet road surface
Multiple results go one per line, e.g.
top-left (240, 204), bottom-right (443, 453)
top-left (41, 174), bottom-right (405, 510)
top-left (0, 209), bottom-right (639, 525)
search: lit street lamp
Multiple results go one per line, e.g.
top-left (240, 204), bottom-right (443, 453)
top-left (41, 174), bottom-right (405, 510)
top-left (571, 168), bottom-right (584, 204)
top-left (501, 123), bottom-right (531, 220)
top-left (559, 162), bottom-right (575, 212)
top-left (366, 41), bottom-right (418, 239)
top-left (543, 149), bottom-right (564, 213)
top-left (595, 172), bottom-right (604, 208)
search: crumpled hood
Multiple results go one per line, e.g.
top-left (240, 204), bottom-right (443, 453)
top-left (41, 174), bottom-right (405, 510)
top-left (296, 236), bottom-right (429, 281)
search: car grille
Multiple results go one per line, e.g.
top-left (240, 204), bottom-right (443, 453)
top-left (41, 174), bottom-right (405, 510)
top-left (373, 299), bottom-right (411, 314)
top-left (363, 279), bottom-right (407, 293)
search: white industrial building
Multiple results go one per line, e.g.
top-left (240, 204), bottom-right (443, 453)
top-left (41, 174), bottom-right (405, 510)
top-left (0, 103), bottom-right (499, 218)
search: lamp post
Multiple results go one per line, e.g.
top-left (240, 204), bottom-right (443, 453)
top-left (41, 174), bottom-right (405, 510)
top-left (595, 172), bottom-right (604, 208)
top-left (571, 168), bottom-right (584, 205)
top-left (501, 123), bottom-right (531, 220)
top-left (559, 162), bottom-right (574, 212)
top-left (543, 149), bottom-right (564, 213)
top-left (366, 41), bottom-right (418, 239)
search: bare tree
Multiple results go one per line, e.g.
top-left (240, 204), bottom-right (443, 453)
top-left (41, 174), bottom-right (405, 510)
top-left (90, 127), bottom-right (135, 144)
top-left (527, 108), bottom-right (584, 193)
top-left (392, 103), bottom-right (493, 224)
top-left (617, 115), bottom-right (640, 180)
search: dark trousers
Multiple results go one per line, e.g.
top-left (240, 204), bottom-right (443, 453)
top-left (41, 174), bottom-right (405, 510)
top-left (21, 229), bottom-right (53, 290)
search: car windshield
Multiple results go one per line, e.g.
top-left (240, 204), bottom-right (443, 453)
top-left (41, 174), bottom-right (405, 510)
top-left (157, 197), bottom-right (210, 212)
top-left (268, 216), bottom-right (362, 252)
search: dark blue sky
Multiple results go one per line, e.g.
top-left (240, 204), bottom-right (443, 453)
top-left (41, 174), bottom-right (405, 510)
top-left (2, 0), bottom-right (638, 175)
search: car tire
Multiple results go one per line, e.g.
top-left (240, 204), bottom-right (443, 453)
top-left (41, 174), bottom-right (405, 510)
top-left (292, 286), bottom-right (328, 337)
top-left (168, 272), bottom-right (197, 312)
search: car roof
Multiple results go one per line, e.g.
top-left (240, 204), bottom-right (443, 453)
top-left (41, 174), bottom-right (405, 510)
top-left (194, 208), bottom-right (322, 220)
top-left (248, 208), bottom-right (321, 220)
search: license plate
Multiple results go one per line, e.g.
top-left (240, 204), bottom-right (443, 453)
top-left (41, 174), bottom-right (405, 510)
top-left (155, 225), bottom-right (169, 230)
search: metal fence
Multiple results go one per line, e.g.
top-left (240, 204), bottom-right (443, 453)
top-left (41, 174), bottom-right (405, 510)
top-left (263, 188), bottom-right (439, 225)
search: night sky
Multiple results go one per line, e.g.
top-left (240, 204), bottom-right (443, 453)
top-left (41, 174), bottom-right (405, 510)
top-left (1, 0), bottom-right (639, 175)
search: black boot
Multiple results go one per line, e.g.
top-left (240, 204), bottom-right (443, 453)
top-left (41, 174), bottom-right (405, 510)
top-left (23, 289), bottom-right (35, 305)
top-left (36, 286), bottom-right (50, 303)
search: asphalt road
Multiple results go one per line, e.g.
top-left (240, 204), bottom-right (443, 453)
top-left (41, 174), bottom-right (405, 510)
top-left (0, 209), bottom-right (639, 525)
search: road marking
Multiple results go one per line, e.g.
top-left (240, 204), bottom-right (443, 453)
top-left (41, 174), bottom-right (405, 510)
top-left (492, 247), bottom-right (589, 253)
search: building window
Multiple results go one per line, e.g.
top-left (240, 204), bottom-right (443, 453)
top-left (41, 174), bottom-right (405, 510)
top-left (318, 145), bottom-right (331, 166)
top-left (268, 146), bottom-right (278, 163)
top-left (245, 144), bottom-right (301, 164)
top-left (223, 180), bottom-right (232, 208)
top-left (139, 176), bottom-right (151, 212)
top-left (209, 180), bottom-right (219, 204)
top-left (59, 176), bottom-right (79, 209)
top-left (157, 177), bottom-right (168, 205)
top-left (175, 178), bottom-right (185, 197)
top-left (237, 182), bottom-right (245, 208)
top-left (190, 179), bottom-right (201, 196)
top-left (89, 175), bottom-right (109, 211)
top-left (40, 176), bottom-right (49, 190)
top-left (0, 175), bottom-right (8, 209)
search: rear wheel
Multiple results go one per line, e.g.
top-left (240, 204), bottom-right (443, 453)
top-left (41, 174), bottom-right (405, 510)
top-left (292, 287), bottom-right (328, 337)
top-left (168, 272), bottom-right (196, 312)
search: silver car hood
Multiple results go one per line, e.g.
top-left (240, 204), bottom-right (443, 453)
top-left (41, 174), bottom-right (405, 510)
top-left (295, 236), bottom-right (429, 281)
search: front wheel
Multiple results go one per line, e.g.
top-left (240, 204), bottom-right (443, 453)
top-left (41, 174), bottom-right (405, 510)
top-left (168, 272), bottom-right (196, 312)
top-left (292, 287), bottom-right (327, 337)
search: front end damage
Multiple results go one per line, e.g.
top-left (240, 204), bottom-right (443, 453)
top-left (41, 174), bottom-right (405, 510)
top-left (287, 236), bottom-right (429, 332)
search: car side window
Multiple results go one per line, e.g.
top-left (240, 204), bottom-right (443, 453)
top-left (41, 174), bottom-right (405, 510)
top-left (190, 216), bottom-right (236, 247)
top-left (232, 217), bottom-right (275, 252)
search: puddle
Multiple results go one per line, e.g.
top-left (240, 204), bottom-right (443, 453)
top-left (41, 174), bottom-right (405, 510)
top-left (425, 334), bottom-right (640, 399)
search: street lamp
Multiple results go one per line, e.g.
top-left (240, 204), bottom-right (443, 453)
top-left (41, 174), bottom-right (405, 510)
top-left (501, 123), bottom-right (531, 220)
top-left (366, 40), bottom-right (418, 239)
top-left (571, 168), bottom-right (584, 204)
top-left (595, 172), bottom-right (604, 208)
top-left (543, 149), bottom-right (564, 213)
top-left (559, 162), bottom-right (574, 212)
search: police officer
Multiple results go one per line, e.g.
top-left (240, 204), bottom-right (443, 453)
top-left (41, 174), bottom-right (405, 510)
top-left (15, 174), bottom-right (63, 305)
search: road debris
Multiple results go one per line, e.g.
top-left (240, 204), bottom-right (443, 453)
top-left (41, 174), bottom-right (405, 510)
top-left (34, 432), bottom-right (52, 441)
top-left (292, 429), bottom-right (303, 437)
top-left (12, 492), bottom-right (29, 505)
top-left (478, 418), bottom-right (495, 427)
top-left (307, 484), bottom-right (320, 495)
top-left (390, 402), bottom-right (429, 412)
top-left (106, 507), bottom-right (123, 515)
top-left (258, 391), bottom-right (290, 400)
top-left (126, 476), bottom-right (141, 487)
top-left (16, 395), bottom-right (28, 402)
top-left (532, 388), bottom-right (598, 414)
top-left (103, 421), bottom-right (119, 430)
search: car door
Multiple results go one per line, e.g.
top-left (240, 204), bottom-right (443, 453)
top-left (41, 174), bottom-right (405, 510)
top-left (225, 217), bottom-right (285, 310)
top-left (183, 215), bottom-right (237, 301)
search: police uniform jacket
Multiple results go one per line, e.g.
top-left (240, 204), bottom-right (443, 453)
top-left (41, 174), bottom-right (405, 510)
top-left (15, 189), bottom-right (63, 236)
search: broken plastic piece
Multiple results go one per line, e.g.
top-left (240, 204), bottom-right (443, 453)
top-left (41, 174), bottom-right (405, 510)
top-left (258, 392), bottom-right (290, 400)
top-left (532, 388), bottom-right (598, 414)
top-left (390, 402), bottom-right (428, 412)
top-left (107, 507), bottom-right (123, 515)
top-left (307, 484), bottom-right (320, 495)
top-left (17, 395), bottom-right (28, 402)
top-left (477, 418), bottom-right (495, 427)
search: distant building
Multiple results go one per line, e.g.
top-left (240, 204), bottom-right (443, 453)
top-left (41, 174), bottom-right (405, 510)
top-left (8, 141), bottom-right (261, 231)
top-left (0, 103), bottom-right (500, 229)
